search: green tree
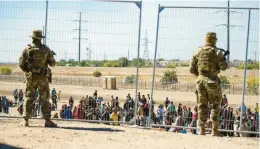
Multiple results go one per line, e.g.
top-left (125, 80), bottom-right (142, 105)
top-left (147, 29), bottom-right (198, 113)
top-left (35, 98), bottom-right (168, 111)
top-left (103, 61), bottom-right (120, 67)
top-left (118, 57), bottom-right (129, 67)
top-left (166, 63), bottom-right (176, 68)
top-left (247, 76), bottom-right (259, 95)
top-left (0, 67), bottom-right (12, 75)
top-left (93, 70), bottom-right (102, 77)
top-left (160, 69), bottom-right (178, 84)
top-left (158, 58), bottom-right (165, 61)
top-left (219, 75), bottom-right (230, 89)
top-left (130, 58), bottom-right (144, 67)
top-left (56, 61), bottom-right (66, 66)
top-left (80, 60), bottom-right (90, 67)
top-left (124, 75), bottom-right (136, 84)
top-left (103, 62), bottom-right (112, 67)
top-left (237, 62), bottom-right (259, 70)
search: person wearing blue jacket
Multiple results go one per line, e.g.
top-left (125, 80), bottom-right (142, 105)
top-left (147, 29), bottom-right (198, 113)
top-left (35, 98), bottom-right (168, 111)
top-left (62, 105), bottom-right (73, 119)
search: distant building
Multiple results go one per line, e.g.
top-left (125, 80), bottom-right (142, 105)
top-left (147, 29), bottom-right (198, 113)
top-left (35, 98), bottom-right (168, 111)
top-left (157, 61), bottom-right (169, 67)
top-left (230, 60), bottom-right (243, 67)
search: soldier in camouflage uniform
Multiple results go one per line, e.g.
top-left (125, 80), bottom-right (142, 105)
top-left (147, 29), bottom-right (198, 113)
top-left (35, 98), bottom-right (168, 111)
top-left (19, 30), bottom-right (57, 127)
top-left (189, 32), bottom-right (228, 136)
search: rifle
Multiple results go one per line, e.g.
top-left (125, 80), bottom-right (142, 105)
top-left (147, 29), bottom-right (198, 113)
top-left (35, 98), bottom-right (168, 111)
top-left (51, 50), bottom-right (56, 56)
top-left (218, 48), bottom-right (230, 57)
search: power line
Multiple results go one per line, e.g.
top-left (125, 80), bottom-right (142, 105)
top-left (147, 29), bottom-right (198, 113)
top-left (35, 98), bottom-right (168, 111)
top-left (215, 0), bottom-right (243, 62)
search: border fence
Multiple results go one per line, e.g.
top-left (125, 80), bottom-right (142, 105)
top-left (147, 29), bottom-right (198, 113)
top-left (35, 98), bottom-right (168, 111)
top-left (0, 0), bottom-right (143, 124)
top-left (149, 5), bottom-right (259, 132)
top-left (0, 1), bottom-right (259, 137)
top-left (0, 74), bottom-right (256, 95)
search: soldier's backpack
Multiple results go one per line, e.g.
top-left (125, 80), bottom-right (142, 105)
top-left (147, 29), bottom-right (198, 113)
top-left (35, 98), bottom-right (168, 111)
top-left (197, 46), bottom-right (218, 73)
top-left (26, 44), bottom-right (49, 74)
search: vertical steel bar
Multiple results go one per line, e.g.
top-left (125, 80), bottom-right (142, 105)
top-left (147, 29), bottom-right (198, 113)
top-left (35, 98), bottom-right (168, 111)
top-left (78, 12), bottom-right (82, 66)
top-left (134, 1), bottom-right (142, 122)
top-left (148, 4), bottom-right (161, 127)
top-left (44, 0), bottom-right (48, 45)
top-left (227, 0), bottom-right (230, 62)
top-left (240, 9), bottom-right (251, 127)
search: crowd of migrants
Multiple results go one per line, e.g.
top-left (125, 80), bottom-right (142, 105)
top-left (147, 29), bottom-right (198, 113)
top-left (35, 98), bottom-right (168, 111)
top-left (0, 88), bottom-right (258, 137)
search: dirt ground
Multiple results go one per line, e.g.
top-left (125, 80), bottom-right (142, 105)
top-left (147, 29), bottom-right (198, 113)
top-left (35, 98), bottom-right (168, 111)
top-left (0, 118), bottom-right (259, 149)
top-left (4, 64), bottom-right (259, 83)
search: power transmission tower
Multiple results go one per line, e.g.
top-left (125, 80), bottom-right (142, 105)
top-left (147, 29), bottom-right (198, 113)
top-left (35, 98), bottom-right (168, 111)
top-left (127, 49), bottom-right (130, 61)
top-left (215, 0), bottom-right (243, 62)
top-left (103, 52), bottom-right (107, 61)
top-left (73, 12), bottom-right (88, 66)
top-left (142, 29), bottom-right (151, 66)
top-left (65, 50), bottom-right (67, 61)
top-left (86, 43), bottom-right (92, 61)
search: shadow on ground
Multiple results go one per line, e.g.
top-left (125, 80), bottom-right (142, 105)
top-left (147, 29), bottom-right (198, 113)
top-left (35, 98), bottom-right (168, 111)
top-left (0, 144), bottom-right (23, 149)
top-left (59, 126), bottom-right (124, 132)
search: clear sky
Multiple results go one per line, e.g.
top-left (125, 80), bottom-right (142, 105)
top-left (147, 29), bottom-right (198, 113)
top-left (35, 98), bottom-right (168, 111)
top-left (0, 0), bottom-right (259, 63)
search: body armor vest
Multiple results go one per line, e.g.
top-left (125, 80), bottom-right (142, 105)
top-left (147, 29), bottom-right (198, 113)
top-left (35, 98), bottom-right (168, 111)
top-left (197, 46), bottom-right (218, 73)
top-left (26, 44), bottom-right (48, 74)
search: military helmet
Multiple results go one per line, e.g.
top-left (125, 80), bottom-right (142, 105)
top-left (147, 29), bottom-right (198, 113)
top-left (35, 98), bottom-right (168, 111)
top-left (29, 30), bottom-right (45, 40)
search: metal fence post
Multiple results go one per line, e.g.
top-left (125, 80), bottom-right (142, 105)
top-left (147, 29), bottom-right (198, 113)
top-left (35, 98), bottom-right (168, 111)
top-left (148, 4), bottom-right (164, 127)
top-left (134, 1), bottom-right (142, 122)
top-left (44, 0), bottom-right (48, 45)
top-left (240, 9), bottom-right (251, 127)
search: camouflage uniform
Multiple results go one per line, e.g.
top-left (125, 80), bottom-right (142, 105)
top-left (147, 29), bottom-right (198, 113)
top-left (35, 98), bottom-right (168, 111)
top-left (19, 30), bottom-right (57, 127)
top-left (189, 32), bottom-right (228, 136)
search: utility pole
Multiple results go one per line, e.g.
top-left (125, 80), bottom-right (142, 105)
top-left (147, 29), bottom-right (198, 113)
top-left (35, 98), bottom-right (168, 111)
top-left (215, 0), bottom-right (243, 62)
top-left (227, 0), bottom-right (230, 62)
top-left (73, 12), bottom-right (87, 66)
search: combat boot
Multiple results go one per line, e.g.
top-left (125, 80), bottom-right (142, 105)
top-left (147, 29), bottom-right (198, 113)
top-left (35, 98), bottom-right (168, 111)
top-left (199, 127), bottom-right (206, 135)
top-left (211, 130), bottom-right (223, 137)
top-left (211, 123), bottom-right (222, 137)
top-left (45, 120), bottom-right (58, 128)
top-left (20, 118), bottom-right (29, 127)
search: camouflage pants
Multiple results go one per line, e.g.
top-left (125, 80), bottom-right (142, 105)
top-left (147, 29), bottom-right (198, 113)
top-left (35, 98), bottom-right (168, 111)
top-left (23, 73), bottom-right (51, 120)
top-left (196, 75), bottom-right (222, 130)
